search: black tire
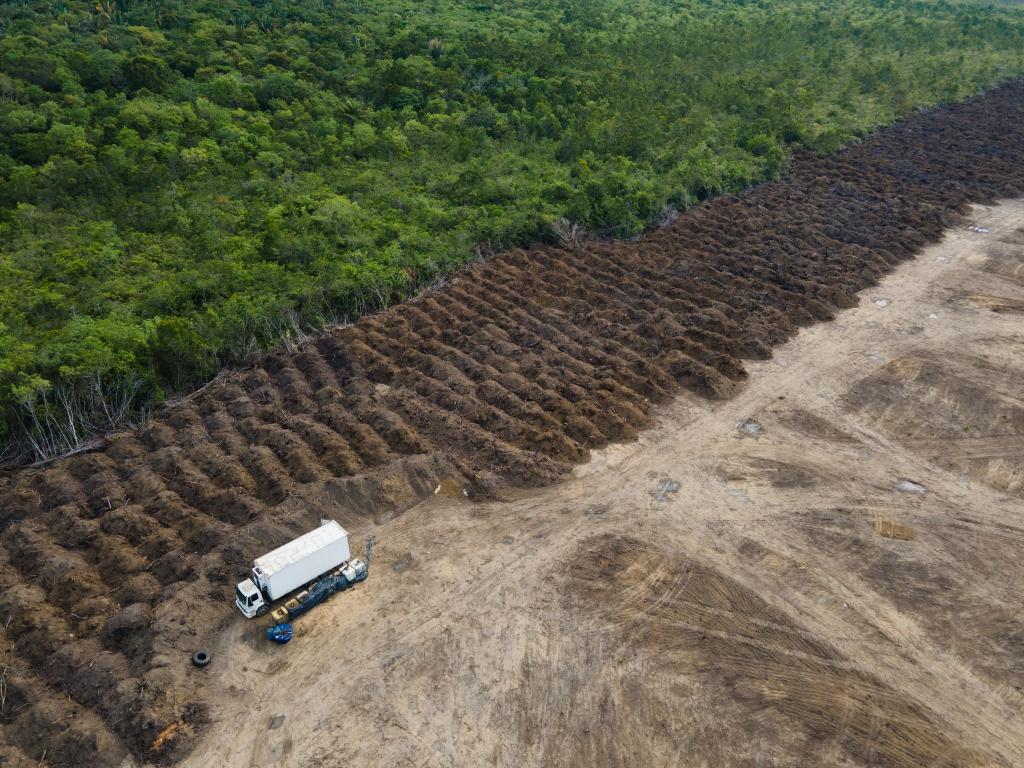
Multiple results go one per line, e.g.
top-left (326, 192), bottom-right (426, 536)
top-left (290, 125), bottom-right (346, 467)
top-left (192, 650), bottom-right (211, 668)
top-left (257, 604), bottom-right (269, 617)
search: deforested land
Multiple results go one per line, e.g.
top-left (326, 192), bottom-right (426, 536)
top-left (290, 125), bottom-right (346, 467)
top-left (5, 2), bottom-right (1024, 766)
top-left (2, 73), bottom-right (1024, 766)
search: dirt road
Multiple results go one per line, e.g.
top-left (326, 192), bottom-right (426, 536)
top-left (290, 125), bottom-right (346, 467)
top-left (177, 201), bottom-right (1024, 768)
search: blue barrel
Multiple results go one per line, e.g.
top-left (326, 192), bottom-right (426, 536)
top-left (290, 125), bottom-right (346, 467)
top-left (265, 623), bottom-right (293, 644)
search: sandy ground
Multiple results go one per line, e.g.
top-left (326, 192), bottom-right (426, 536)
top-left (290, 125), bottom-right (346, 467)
top-left (174, 201), bottom-right (1024, 768)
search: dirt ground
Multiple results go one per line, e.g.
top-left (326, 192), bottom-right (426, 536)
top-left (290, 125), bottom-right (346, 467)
top-left (175, 200), bottom-right (1024, 768)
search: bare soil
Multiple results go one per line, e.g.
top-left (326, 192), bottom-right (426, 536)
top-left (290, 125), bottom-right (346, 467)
top-left (183, 199), bottom-right (1024, 768)
top-left (1, 82), bottom-right (1024, 767)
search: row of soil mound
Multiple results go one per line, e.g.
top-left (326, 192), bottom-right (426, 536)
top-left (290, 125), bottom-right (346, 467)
top-left (3, 81), bottom-right (1024, 766)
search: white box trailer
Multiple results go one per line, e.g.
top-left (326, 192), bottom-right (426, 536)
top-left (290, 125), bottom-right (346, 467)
top-left (235, 520), bottom-right (351, 618)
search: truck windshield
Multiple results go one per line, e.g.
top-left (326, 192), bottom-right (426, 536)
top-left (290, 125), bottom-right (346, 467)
top-left (235, 586), bottom-right (246, 603)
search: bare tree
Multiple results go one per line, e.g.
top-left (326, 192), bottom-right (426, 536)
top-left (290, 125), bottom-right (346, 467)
top-left (551, 217), bottom-right (586, 252)
top-left (11, 373), bottom-right (149, 465)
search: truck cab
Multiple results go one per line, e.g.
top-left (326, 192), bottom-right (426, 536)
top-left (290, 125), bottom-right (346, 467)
top-left (235, 578), bottom-right (267, 618)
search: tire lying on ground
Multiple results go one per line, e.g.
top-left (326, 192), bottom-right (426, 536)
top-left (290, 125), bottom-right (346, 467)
top-left (192, 650), bottom-right (211, 668)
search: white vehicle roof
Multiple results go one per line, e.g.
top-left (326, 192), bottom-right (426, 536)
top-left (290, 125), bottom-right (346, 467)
top-left (237, 578), bottom-right (258, 595)
top-left (254, 520), bottom-right (348, 578)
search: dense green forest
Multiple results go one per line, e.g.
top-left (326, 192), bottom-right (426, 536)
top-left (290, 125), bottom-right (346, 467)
top-left (2, 0), bottom-right (1024, 459)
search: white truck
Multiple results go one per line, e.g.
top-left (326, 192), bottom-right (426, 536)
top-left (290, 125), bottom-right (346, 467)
top-left (235, 520), bottom-right (366, 619)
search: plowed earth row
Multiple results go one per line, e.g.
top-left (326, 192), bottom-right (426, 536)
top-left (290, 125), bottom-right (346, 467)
top-left (2, 81), bottom-right (1024, 766)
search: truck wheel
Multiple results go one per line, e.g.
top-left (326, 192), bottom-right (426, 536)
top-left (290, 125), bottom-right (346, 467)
top-left (191, 650), bottom-right (211, 668)
top-left (257, 605), bottom-right (269, 617)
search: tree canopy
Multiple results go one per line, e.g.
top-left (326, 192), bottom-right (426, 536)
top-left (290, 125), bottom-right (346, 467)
top-left (2, 0), bottom-right (1024, 459)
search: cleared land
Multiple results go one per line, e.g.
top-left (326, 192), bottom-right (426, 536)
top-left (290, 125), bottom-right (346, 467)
top-left (187, 199), bottom-right (1024, 768)
top-left (1, 83), bottom-right (1024, 766)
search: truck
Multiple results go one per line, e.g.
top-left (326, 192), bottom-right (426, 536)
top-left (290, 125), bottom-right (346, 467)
top-left (234, 520), bottom-right (366, 619)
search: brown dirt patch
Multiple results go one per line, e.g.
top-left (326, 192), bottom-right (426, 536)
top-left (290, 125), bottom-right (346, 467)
top-left (565, 535), bottom-right (990, 768)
